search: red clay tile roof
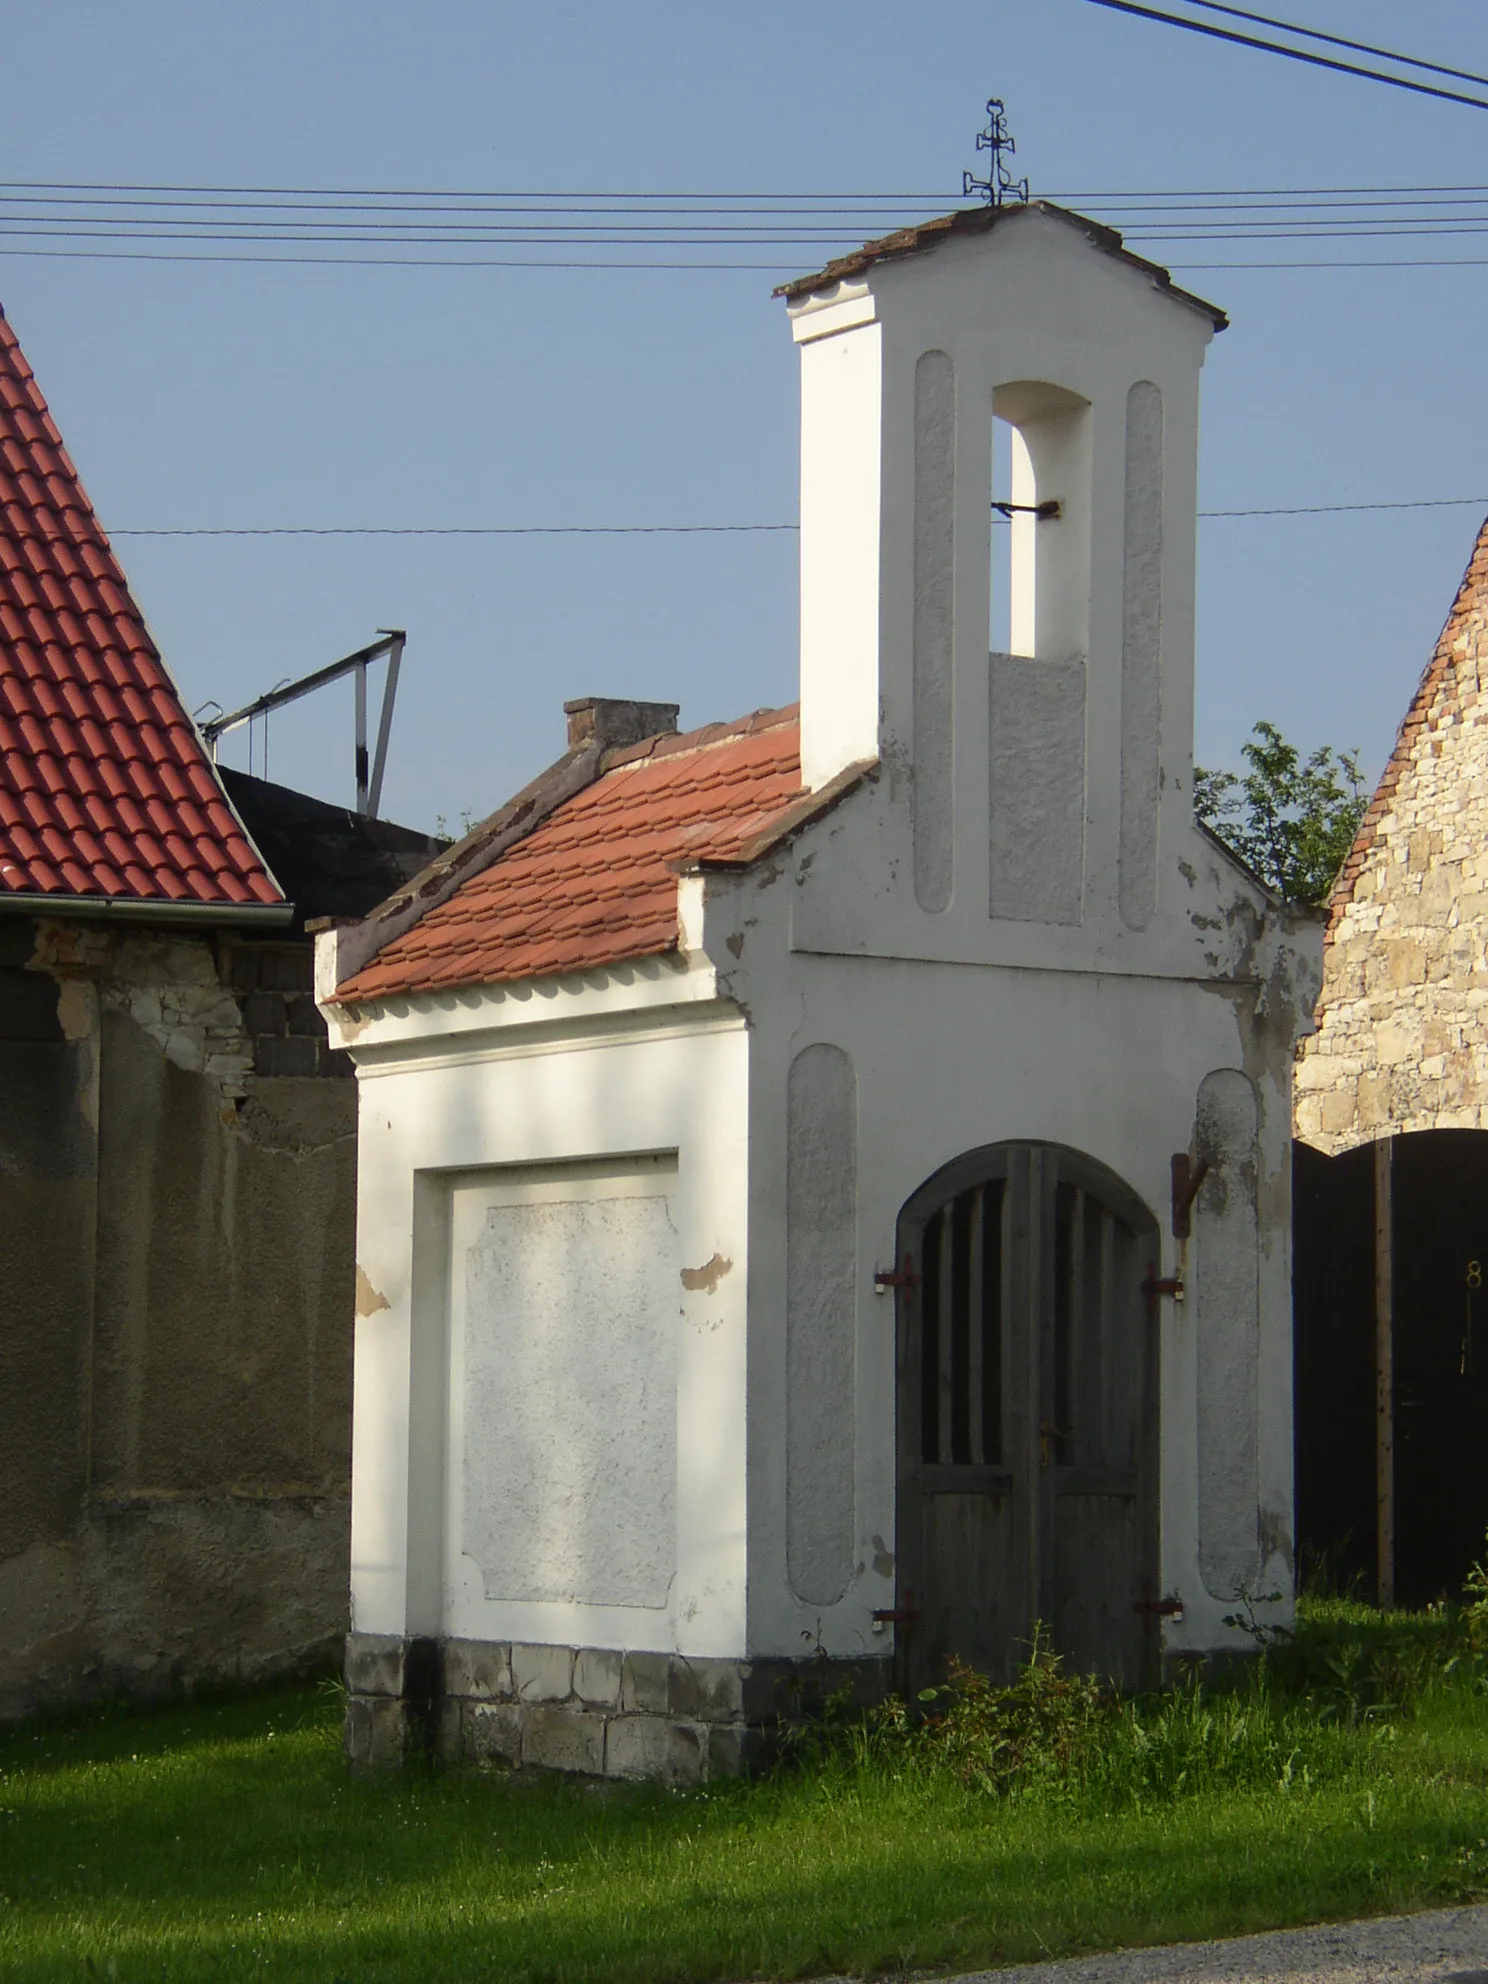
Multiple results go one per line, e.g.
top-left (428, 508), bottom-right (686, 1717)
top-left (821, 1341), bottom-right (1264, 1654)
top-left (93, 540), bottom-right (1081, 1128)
top-left (0, 305), bottom-right (282, 909)
top-left (338, 706), bottom-right (811, 1000)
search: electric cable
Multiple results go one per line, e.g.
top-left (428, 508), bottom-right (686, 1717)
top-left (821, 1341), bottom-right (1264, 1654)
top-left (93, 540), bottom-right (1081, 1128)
top-left (1079, 0), bottom-right (1488, 112)
top-left (100, 498), bottom-right (1488, 538)
top-left (1177, 0), bottom-right (1488, 91)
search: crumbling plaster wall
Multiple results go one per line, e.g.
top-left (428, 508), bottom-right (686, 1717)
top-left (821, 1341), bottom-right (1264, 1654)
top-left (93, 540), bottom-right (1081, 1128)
top-left (0, 915), bottom-right (355, 1720)
top-left (1297, 534), bottom-right (1488, 1154)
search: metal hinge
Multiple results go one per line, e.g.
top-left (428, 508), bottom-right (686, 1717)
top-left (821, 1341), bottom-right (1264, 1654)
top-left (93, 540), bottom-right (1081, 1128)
top-left (874, 1253), bottom-right (919, 1292)
top-left (1141, 1269), bottom-right (1185, 1303)
top-left (1134, 1593), bottom-right (1185, 1618)
top-left (871, 1589), bottom-right (921, 1627)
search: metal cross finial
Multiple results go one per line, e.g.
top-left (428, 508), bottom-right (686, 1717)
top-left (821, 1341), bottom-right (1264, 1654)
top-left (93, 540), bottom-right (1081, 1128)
top-left (963, 98), bottom-right (1030, 209)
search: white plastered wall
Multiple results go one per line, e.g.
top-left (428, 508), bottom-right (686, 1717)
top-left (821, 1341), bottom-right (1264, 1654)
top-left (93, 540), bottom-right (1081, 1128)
top-left (330, 954), bottom-right (752, 1663)
top-left (759, 220), bottom-right (1307, 1668)
top-left (704, 801), bottom-right (1309, 1666)
top-left (791, 211), bottom-right (1212, 963)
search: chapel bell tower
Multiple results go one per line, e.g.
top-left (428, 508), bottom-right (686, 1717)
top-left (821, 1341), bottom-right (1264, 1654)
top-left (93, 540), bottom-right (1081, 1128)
top-left (781, 202), bottom-right (1226, 934)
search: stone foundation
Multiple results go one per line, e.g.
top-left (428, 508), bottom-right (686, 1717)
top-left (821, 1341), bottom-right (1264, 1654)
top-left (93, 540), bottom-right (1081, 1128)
top-left (344, 1633), bottom-right (890, 1782)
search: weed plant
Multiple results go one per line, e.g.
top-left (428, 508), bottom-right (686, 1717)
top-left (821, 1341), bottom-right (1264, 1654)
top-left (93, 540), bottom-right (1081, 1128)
top-left (788, 1598), bottom-right (1488, 1817)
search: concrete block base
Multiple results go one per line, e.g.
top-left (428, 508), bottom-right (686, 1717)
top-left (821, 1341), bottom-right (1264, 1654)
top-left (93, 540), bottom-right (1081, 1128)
top-left (343, 1632), bottom-right (890, 1782)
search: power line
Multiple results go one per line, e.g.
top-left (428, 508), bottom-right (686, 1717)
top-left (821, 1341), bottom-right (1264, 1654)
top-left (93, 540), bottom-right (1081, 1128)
top-left (15, 175), bottom-right (1488, 273)
top-left (0, 178), bottom-right (953, 201)
top-left (1172, 258), bottom-right (1488, 270)
top-left (9, 174), bottom-right (1488, 208)
top-left (102, 498), bottom-right (1488, 538)
top-left (1178, 0), bottom-right (1488, 90)
top-left (1079, 0), bottom-right (1488, 111)
top-left (0, 247), bottom-right (792, 271)
top-left (1199, 497), bottom-right (1488, 518)
top-left (14, 214), bottom-right (1488, 240)
top-left (109, 523), bottom-right (802, 537)
top-left (10, 245), bottom-right (1488, 275)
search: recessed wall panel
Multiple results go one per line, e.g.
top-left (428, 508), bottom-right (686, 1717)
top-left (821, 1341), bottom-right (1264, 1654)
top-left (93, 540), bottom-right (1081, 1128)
top-left (454, 1164), bottom-right (679, 1609)
top-left (786, 1043), bottom-right (857, 1605)
top-left (1119, 380), bottom-right (1164, 931)
top-left (989, 653), bottom-right (1087, 926)
top-left (913, 350), bottom-right (956, 913)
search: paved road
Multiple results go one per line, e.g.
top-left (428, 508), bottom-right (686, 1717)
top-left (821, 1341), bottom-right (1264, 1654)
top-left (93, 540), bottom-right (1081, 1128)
top-left (832, 1906), bottom-right (1488, 1984)
top-left (951, 1907), bottom-right (1488, 1983)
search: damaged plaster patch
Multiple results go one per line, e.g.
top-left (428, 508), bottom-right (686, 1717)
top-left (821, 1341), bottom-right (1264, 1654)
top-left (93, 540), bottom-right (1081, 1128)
top-left (680, 1252), bottom-right (732, 1293)
top-left (54, 979), bottom-right (95, 1043)
top-left (1258, 1505), bottom-right (1294, 1574)
top-left (871, 1534), bottom-right (895, 1578)
top-left (102, 934), bottom-right (253, 1092)
top-left (354, 1266), bottom-right (391, 1317)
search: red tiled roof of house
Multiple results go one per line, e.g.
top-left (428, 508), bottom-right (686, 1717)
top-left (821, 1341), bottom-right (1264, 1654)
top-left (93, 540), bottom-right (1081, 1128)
top-left (1326, 515), bottom-right (1488, 940)
top-left (0, 305), bottom-right (282, 909)
top-left (338, 706), bottom-right (814, 1000)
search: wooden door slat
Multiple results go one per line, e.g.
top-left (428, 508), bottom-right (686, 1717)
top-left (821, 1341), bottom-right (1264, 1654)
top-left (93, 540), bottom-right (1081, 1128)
top-left (968, 1185), bottom-right (985, 1466)
top-left (937, 1208), bottom-right (955, 1466)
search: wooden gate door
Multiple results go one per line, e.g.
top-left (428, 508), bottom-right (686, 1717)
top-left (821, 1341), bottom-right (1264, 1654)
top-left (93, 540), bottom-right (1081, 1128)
top-left (895, 1143), bottom-right (1159, 1694)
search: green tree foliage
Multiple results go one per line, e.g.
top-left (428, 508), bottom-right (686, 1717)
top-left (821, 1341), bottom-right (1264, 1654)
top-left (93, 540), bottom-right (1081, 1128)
top-left (1195, 721), bottom-right (1368, 908)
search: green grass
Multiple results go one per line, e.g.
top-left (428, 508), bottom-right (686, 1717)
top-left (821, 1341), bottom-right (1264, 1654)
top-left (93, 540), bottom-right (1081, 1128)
top-left (3, 1604), bottom-right (1488, 1983)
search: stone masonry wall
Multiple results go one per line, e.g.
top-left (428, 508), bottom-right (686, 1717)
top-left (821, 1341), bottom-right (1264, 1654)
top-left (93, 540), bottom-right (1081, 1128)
top-left (1296, 523), bottom-right (1488, 1154)
top-left (344, 1634), bottom-right (890, 1784)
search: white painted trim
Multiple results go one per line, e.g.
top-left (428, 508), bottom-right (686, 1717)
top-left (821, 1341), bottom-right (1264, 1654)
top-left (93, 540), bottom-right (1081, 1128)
top-left (323, 948), bottom-right (722, 1056)
top-left (789, 286), bottom-right (878, 343)
top-left (353, 1006), bottom-right (747, 1082)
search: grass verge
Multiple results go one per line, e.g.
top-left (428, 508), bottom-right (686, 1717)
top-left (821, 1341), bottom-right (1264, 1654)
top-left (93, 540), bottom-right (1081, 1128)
top-left (2, 1603), bottom-right (1487, 1983)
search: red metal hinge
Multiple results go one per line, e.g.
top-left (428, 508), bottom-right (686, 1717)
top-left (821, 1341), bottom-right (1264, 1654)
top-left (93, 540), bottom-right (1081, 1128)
top-left (874, 1253), bottom-right (919, 1291)
top-left (872, 1589), bottom-right (921, 1625)
top-left (1141, 1266), bottom-right (1185, 1303)
top-left (1134, 1593), bottom-right (1185, 1618)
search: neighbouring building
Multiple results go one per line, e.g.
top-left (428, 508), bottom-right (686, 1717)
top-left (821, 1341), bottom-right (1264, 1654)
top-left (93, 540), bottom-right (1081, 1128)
top-left (1294, 519), bottom-right (1488, 1608)
top-left (0, 301), bottom-right (440, 1718)
top-left (317, 201), bottom-right (1321, 1780)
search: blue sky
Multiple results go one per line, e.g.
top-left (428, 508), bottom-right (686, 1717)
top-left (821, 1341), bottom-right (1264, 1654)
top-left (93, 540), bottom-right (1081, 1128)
top-left (3, 0), bottom-right (1487, 830)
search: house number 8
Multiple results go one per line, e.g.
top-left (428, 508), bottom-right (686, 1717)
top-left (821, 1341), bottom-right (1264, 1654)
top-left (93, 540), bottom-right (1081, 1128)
top-left (1469, 1262), bottom-right (1483, 1291)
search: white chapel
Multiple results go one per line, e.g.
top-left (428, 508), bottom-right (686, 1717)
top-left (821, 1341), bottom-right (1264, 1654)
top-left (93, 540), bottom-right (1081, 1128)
top-left (316, 199), bottom-right (1321, 1779)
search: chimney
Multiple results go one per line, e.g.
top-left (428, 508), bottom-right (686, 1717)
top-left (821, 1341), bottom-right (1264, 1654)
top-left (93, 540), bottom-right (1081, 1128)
top-left (563, 697), bottom-right (680, 754)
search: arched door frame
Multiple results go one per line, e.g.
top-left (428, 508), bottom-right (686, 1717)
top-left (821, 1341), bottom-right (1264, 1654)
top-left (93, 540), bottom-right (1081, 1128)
top-left (894, 1138), bottom-right (1161, 1691)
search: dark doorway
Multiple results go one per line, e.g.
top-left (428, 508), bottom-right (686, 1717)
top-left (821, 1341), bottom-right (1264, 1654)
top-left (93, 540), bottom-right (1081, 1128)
top-left (1294, 1130), bottom-right (1488, 1607)
top-left (1293, 1138), bottom-right (1376, 1595)
top-left (894, 1142), bottom-right (1159, 1694)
